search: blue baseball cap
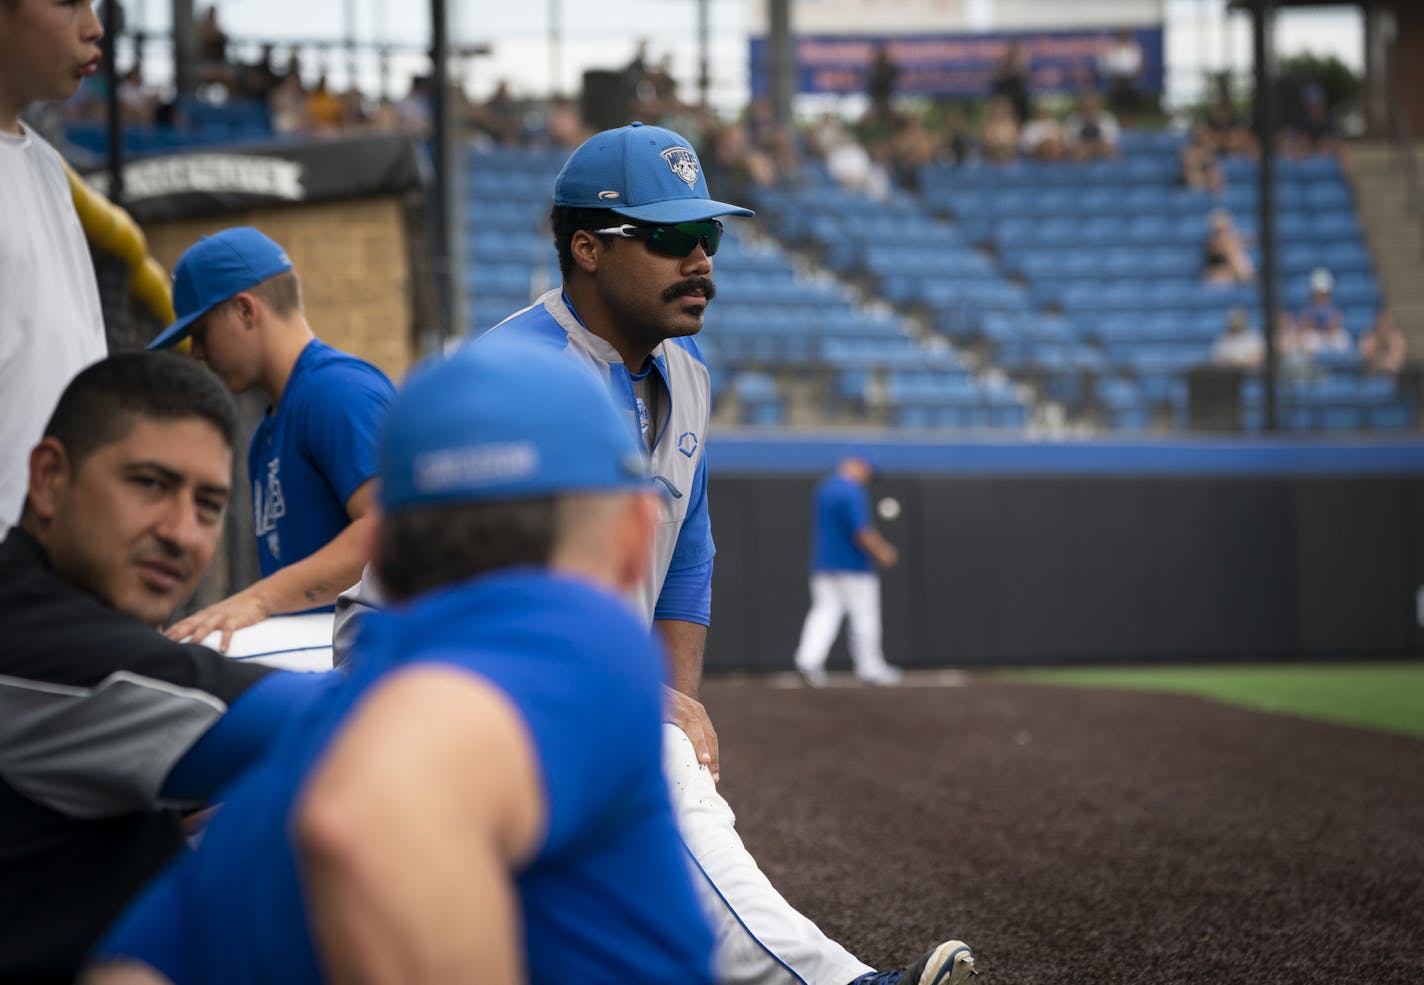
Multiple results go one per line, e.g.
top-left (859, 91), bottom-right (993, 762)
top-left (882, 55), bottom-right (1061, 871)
top-left (378, 338), bottom-right (653, 512)
top-left (553, 121), bottom-right (754, 223)
top-left (149, 227), bottom-right (294, 350)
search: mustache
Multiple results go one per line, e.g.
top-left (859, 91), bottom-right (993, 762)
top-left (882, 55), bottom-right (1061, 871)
top-left (662, 277), bottom-right (716, 303)
top-left (134, 540), bottom-right (192, 577)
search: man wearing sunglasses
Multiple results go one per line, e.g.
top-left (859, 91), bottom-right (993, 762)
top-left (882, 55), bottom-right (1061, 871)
top-left (334, 122), bottom-right (975, 985)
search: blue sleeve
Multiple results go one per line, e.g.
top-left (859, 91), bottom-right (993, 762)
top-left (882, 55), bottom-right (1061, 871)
top-left (653, 559), bottom-right (713, 625)
top-left (159, 670), bottom-right (338, 801)
top-left (654, 453), bottom-right (714, 625)
top-left (302, 363), bottom-right (395, 507)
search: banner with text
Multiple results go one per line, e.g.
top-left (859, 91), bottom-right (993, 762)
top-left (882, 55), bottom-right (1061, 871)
top-left (749, 25), bottom-right (1164, 99)
top-left (82, 133), bottom-right (429, 224)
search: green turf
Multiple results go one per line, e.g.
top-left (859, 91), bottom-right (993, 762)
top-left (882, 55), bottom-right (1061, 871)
top-left (999, 663), bottom-right (1424, 738)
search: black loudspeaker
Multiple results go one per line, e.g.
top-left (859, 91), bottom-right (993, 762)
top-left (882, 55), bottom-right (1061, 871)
top-left (581, 69), bottom-right (635, 131)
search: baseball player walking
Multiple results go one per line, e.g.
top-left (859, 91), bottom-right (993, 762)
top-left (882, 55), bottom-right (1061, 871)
top-left (794, 455), bottom-right (904, 687)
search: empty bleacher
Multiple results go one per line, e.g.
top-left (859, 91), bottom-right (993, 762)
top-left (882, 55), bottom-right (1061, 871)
top-left (907, 129), bottom-right (1412, 432)
top-left (464, 144), bottom-right (1034, 430)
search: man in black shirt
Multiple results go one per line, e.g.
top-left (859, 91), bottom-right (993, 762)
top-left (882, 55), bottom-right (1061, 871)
top-left (0, 352), bottom-right (329, 982)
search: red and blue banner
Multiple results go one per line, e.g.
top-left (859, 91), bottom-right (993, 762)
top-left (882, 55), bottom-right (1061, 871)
top-left (749, 25), bottom-right (1165, 99)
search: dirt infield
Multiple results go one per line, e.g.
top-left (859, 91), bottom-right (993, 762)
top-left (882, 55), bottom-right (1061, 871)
top-left (702, 675), bottom-right (1424, 985)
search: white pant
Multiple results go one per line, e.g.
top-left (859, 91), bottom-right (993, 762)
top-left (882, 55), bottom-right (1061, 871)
top-left (663, 725), bottom-right (872, 985)
top-left (793, 572), bottom-right (890, 679)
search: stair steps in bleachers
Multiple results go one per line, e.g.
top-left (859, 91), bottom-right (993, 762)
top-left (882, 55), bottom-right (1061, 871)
top-left (1344, 141), bottom-right (1424, 356)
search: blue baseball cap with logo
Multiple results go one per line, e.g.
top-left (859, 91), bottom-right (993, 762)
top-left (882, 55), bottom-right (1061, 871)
top-left (378, 338), bottom-right (653, 512)
top-left (149, 227), bottom-right (294, 350)
top-left (553, 121), bottom-right (754, 224)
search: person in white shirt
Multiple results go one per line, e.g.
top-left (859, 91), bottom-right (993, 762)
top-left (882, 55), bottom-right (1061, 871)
top-left (1065, 91), bottom-right (1121, 160)
top-left (1098, 28), bottom-right (1146, 118)
top-left (0, 0), bottom-right (109, 534)
top-left (1211, 308), bottom-right (1266, 372)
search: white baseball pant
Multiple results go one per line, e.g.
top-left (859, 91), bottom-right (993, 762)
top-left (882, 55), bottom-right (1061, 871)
top-left (793, 572), bottom-right (892, 680)
top-left (663, 725), bottom-right (872, 985)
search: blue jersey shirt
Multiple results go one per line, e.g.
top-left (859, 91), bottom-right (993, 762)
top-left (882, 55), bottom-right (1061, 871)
top-left (811, 474), bottom-right (874, 573)
top-left (96, 571), bottom-right (716, 985)
top-left (249, 339), bottom-right (394, 578)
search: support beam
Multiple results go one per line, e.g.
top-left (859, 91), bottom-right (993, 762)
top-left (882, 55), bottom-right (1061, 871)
top-left (103, 0), bottom-right (125, 207)
top-left (698, 0), bottom-right (710, 107)
top-left (767, 0), bottom-right (793, 126)
top-left (1249, 0), bottom-right (1280, 432)
top-left (171, 0), bottom-right (195, 97)
top-left (429, 0), bottom-right (462, 342)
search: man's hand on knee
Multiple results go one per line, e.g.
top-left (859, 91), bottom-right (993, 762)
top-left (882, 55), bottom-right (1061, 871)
top-left (664, 686), bottom-right (720, 783)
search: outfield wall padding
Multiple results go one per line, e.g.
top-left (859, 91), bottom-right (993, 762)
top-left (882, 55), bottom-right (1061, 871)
top-left (703, 436), bottom-right (1424, 670)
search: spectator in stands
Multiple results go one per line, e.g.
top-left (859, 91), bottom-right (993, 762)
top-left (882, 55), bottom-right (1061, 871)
top-left (990, 41), bottom-right (1031, 125)
top-left (1064, 91), bottom-right (1120, 160)
top-left (889, 112), bottom-right (938, 190)
top-left (1360, 309), bottom-right (1407, 377)
top-left (938, 107), bottom-right (972, 166)
top-left (1297, 267), bottom-right (1347, 342)
top-left (1020, 101), bottom-right (1067, 161)
top-left (1205, 90), bottom-right (1257, 158)
top-left (237, 43), bottom-right (283, 105)
top-left (980, 95), bottom-right (1021, 165)
top-left (269, 71), bottom-right (308, 134)
top-left (544, 95), bottom-right (589, 148)
top-left (468, 79), bottom-right (523, 145)
top-left (1201, 209), bottom-right (1255, 285)
top-left (745, 95), bottom-right (802, 183)
top-left (1211, 308), bottom-right (1265, 372)
top-left (305, 74), bottom-right (345, 131)
top-left (394, 74), bottom-right (432, 135)
top-left (117, 66), bottom-right (155, 125)
top-left (710, 118), bottom-right (777, 194)
top-left (1098, 28), bottom-right (1146, 120)
top-left (339, 85), bottom-right (370, 129)
top-left (867, 42), bottom-right (899, 123)
top-left (1275, 312), bottom-right (1317, 379)
top-left (196, 4), bottom-right (232, 91)
top-left (1278, 271), bottom-right (1352, 376)
top-left (1180, 120), bottom-right (1224, 193)
top-left (1283, 86), bottom-right (1338, 159)
top-left (811, 112), bottom-right (892, 197)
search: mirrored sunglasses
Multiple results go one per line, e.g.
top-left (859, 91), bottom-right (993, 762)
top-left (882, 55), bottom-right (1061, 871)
top-left (592, 219), bottom-right (723, 258)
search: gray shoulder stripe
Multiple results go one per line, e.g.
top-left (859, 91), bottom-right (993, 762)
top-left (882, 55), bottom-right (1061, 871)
top-left (0, 671), bottom-right (230, 818)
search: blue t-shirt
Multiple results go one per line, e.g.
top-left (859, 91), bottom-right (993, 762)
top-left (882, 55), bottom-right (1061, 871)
top-left (96, 571), bottom-right (716, 985)
top-left (811, 473), bottom-right (874, 573)
top-left (249, 339), bottom-right (395, 578)
top-left (1297, 298), bottom-right (1343, 334)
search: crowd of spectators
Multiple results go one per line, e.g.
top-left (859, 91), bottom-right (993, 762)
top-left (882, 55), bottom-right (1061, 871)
top-left (1211, 268), bottom-right (1406, 379)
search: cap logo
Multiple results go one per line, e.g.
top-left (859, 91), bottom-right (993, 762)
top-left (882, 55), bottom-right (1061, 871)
top-left (412, 441), bottom-right (539, 494)
top-left (661, 147), bottom-right (700, 188)
top-left (598, 190), bottom-right (621, 200)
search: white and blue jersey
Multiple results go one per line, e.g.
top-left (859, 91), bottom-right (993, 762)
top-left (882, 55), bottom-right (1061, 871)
top-left (249, 339), bottom-right (394, 579)
top-left (486, 289), bottom-right (715, 626)
top-left (95, 571), bottom-right (716, 985)
top-left (811, 474), bottom-right (874, 573)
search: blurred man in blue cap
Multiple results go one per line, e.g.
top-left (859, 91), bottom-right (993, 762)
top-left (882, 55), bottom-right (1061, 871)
top-left (336, 122), bottom-right (975, 985)
top-left (794, 455), bottom-right (903, 687)
top-left (148, 228), bottom-right (395, 652)
top-left (89, 339), bottom-right (716, 985)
